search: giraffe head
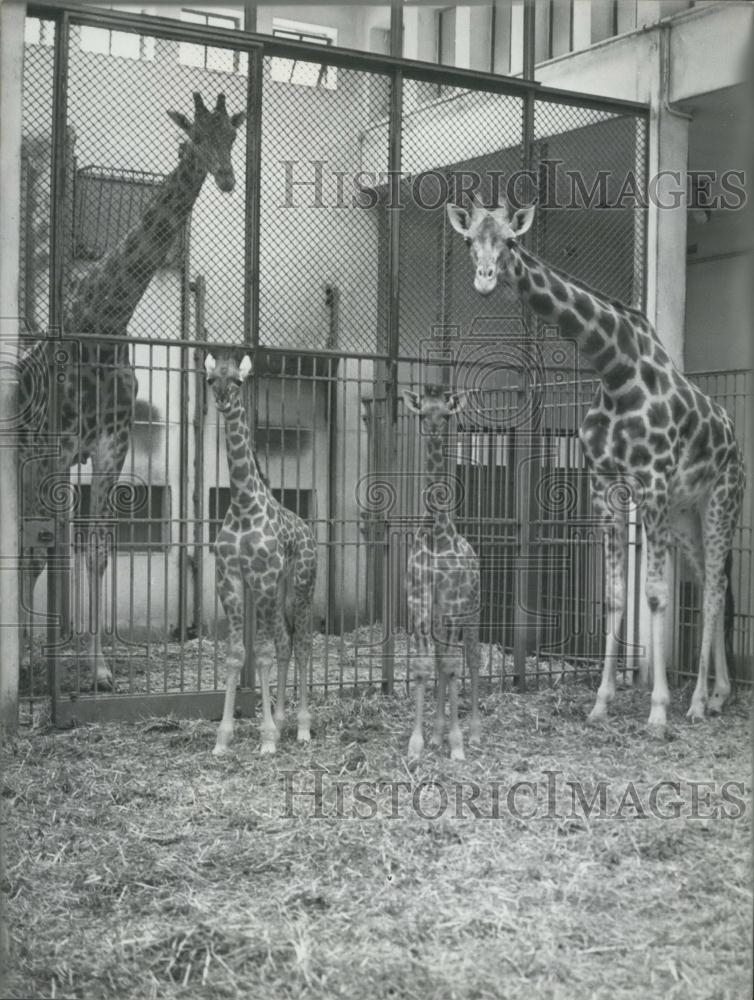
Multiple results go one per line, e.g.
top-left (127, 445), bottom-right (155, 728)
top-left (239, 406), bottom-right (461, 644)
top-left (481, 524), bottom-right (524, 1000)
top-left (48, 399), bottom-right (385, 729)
top-left (168, 92), bottom-right (246, 192)
top-left (204, 349), bottom-right (252, 413)
top-left (446, 198), bottom-right (536, 296)
top-left (402, 383), bottom-right (466, 433)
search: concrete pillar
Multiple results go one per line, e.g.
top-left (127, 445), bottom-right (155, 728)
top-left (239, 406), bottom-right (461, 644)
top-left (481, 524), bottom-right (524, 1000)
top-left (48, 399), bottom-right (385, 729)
top-left (0, 1), bottom-right (24, 736)
top-left (636, 25), bottom-right (690, 684)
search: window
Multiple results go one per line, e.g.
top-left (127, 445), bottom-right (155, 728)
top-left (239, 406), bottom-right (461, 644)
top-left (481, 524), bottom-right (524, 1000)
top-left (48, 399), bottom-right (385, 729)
top-left (179, 7), bottom-right (242, 74)
top-left (72, 484), bottom-right (170, 550)
top-left (79, 8), bottom-right (156, 61)
top-left (24, 17), bottom-right (54, 47)
top-left (437, 7), bottom-right (456, 65)
top-left (269, 18), bottom-right (337, 89)
top-left (208, 487), bottom-right (311, 544)
top-left (74, 167), bottom-right (188, 268)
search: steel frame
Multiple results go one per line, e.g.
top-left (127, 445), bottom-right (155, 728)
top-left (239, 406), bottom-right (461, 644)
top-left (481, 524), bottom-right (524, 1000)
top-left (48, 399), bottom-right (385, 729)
top-left (18, 3), bottom-right (666, 728)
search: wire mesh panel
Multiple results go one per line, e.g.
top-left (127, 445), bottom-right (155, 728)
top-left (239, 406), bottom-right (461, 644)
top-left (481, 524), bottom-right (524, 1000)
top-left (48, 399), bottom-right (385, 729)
top-left (398, 81), bottom-right (525, 358)
top-left (64, 19), bottom-right (250, 340)
top-left (258, 56), bottom-right (391, 354)
top-left (532, 99), bottom-right (647, 311)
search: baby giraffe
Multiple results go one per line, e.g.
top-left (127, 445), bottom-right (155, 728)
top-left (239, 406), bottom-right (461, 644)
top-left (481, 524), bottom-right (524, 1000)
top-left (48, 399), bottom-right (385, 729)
top-left (403, 385), bottom-right (482, 761)
top-left (205, 350), bottom-right (317, 755)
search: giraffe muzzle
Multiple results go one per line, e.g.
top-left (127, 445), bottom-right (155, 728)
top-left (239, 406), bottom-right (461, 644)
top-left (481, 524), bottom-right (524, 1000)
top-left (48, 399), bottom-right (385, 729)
top-left (214, 169), bottom-right (235, 193)
top-left (474, 265), bottom-right (497, 296)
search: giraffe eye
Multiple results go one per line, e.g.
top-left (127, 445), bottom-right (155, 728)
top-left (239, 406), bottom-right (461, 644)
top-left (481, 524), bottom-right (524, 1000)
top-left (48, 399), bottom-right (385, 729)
top-left (464, 237), bottom-right (472, 247)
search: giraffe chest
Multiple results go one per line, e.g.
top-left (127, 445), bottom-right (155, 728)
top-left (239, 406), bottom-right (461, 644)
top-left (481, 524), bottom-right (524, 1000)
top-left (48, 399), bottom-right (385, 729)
top-left (407, 533), bottom-right (480, 613)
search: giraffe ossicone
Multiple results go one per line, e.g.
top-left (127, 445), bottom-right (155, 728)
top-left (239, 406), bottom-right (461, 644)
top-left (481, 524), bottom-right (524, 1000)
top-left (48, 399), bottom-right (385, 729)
top-left (447, 197), bottom-right (744, 734)
top-left (403, 384), bottom-right (482, 761)
top-left (206, 348), bottom-right (317, 756)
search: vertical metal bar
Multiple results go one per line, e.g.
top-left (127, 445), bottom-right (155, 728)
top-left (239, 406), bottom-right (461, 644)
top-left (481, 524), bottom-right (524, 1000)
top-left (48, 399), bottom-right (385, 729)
top-left (243, 4), bottom-right (257, 33)
top-left (389, 1), bottom-right (403, 59)
top-left (177, 260), bottom-right (190, 645)
top-left (522, 0), bottom-right (536, 81)
top-left (47, 12), bottom-right (71, 722)
top-left (191, 276), bottom-right (206, 665)
top-left (242, 44), bottom-right (264, 698)
top-left (380, 64), bottom-right (403, 695)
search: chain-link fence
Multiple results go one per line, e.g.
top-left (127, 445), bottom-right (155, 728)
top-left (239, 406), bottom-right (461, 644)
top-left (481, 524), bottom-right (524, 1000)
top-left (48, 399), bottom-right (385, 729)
top-left (20, 6), bottom-right (748, 728)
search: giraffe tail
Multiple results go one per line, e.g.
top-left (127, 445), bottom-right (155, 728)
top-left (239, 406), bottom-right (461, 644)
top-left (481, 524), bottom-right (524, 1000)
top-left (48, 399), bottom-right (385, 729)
top-left (723, 550), bottom-right (735, 670)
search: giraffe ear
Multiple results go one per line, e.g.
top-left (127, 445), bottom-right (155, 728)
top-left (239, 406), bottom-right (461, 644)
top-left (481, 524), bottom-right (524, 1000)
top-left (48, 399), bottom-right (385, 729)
top-left (204, 353), bottom-right (216, 376)
top-left (402, 390), bottom-right (422, 414)
top-left (238, 355), bottom-right (253, 381)
top-left (446, 204), bottom-right (471, 236)
top-left (510, 205), bottom-right (535, 237)
top-left (167, 110), bottom-right (191, 133)
top-left (445, 392), bottom-right (466, 414)
top-left (230, 111), bottom-right (246, 129)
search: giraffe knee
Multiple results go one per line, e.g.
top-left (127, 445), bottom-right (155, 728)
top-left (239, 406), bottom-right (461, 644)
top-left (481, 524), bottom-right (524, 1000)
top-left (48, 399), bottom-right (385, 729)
top-left (645, 579), bottom-right (668, 614)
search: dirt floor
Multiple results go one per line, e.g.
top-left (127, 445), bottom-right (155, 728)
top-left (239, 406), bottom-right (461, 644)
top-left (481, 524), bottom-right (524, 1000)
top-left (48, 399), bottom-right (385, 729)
top-left (1, 680), bottom-right (751, 1000)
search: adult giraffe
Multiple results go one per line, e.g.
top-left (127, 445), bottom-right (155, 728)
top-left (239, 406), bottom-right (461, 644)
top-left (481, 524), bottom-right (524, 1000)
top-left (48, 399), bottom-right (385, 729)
top-left (446, 198), bottom-right (744, 734)
top-left (18, 92), bottom-right (245, 688)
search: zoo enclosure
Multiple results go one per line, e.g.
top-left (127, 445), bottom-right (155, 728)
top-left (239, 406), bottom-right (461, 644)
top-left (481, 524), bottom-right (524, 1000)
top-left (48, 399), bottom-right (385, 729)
top-left (17, 4), bottom-right (749, 725)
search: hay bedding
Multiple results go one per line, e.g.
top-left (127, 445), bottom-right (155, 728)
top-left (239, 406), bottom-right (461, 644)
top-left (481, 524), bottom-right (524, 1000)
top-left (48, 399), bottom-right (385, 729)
top-left (1, 683), bottom-right (751, 1000)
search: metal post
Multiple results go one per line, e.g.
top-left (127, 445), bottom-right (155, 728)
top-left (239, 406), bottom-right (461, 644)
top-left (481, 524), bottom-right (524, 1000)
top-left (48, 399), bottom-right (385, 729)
top-left (389, 1), bottom-right (403, 59)
top-left (380, 65), bottom-right (403, 695)
top-left (191, 275), bottom-right (207, 646)
top-left (0, 0), bottom-right (25, 736)
top-left (47, 13), bottom-right (71, 722)
top-left (241, 44), bottom-right (264, 698)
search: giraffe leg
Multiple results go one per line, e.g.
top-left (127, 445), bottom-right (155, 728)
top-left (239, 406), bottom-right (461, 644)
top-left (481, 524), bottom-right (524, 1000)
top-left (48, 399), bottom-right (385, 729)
top-left (213, 556), bottom-right (245, 756)
top-left (408, 623), bottom-right (432, 760)
top-left (85, 435), bottom-right (130, 689)
top-left (431, 668), bottom-right (447, 748)
top-left (643, 512), bottom-right (671, 735)
top-left (292, 597), bottom-right (313, 743)
top-left (19, 556), bottom-right (45, 672)
top-left (83, 525), bottom-right (114, 689)
top-left (669, 509), bottom-right (708, 721)
top-left (437, 627), bottom-right (465, 761)
top-left (690, 483), bottom-right (739, 720)
top-left (464, 626), bottom-right (482, 744)
top-left (273, 607), bottom-right (292, 734)
top-left (709, 613), bottom-right (731, 715)
top-left (255, 633), bottom-right (278, 755)
top-left (588, 499), bottom-right (627, 722)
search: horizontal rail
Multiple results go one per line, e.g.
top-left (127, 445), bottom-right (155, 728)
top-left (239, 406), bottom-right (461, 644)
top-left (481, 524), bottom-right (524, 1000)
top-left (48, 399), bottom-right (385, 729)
top-left (53, 689), bottom-right (255, 726)
top-left (26, 0), bottom-right (650, 116)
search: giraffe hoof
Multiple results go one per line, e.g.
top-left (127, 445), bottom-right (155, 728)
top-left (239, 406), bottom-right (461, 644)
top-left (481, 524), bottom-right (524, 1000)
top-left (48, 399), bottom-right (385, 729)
top-left (450, 746), bottom-right (465, 762)
top-left (212, 744), bottom-right (229, 757)
top-left (429, 733), bottom-right (443, 749)
top-left (707, 692), bottom-right (728, 716)
top-left (260, 741), bottom-right (276, 755)
top-left (407, 734), bottom-right (424, 760)
top-left (587, 705), bottom-right (608, 724)
top-left (686, 702), bottom-right (706, 723)
top-left (297, 731), bottom-right (311, 744)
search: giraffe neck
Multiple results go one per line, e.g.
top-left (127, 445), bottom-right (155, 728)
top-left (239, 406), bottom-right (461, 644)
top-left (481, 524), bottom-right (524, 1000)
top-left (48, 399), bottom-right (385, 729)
top-left (221, 398), bottom-right (268, 515)
top-left (507, 242), bottom-right (669, 388)
top-left (424, 432), bottom-right (457, 543)
top-left (65, 143), bottom-right (208, 335)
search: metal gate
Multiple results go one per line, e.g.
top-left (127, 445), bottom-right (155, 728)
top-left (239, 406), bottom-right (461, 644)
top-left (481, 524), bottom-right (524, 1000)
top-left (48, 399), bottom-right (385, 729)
top-left (16, 3), bottom-right (697, 726)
